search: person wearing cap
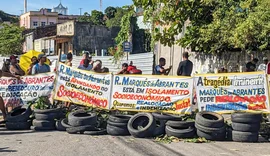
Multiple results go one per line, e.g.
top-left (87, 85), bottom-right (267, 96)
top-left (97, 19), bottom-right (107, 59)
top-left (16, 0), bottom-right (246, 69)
top-left (32, 54), bottom-right (51, 75)
top-left (0, 70), bottom-right (19, 122)
top-left (9, 55), bottom-right (25, 76)
top-left (257, 57), bottom-right (269, 72)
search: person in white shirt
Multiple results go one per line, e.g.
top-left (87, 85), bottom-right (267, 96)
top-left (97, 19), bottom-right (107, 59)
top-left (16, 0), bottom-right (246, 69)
top-left (257, 57), bottom-right (268, 72)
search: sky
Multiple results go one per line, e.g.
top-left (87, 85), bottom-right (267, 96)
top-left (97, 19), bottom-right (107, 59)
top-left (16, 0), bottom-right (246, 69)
top-left (0, 0), bottom-right (133, 15)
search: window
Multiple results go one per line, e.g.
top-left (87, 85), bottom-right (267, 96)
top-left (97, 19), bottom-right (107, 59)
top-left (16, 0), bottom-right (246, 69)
top-left (41, 22), bottom-right (46, 26)
top-left (33, 21), bottom-right (38, 27)
top-left (50, 22), bottom-right (54, 25)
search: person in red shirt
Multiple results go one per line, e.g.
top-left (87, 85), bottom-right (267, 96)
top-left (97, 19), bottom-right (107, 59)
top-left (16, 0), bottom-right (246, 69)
top-left (127, 61), bottom-right (136, 72)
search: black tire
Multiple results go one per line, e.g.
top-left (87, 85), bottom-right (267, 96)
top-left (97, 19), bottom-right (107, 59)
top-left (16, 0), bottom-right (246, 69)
top-left (84, 128), bottom-right (107, 135)
top-left (232, 130), bottom-right (258, 142)
top-left (166, 120), bottom-right (195, 128)
top-left (32, 126), bottom-right (56, 131)
top-left (35, 112), bottom-right (59, 121)
top-left (32, 119), bottom-right (56, 128)
top-left (195, 111), bottom-right (224, 128)
top-left (197, 129), bottom-right (226, 141)
top-left (6, 121), bottom-right (31, 130)
top-left (34, 108), bottom-right (61, 114)
top-left (153, 120), bottom-right (166, 137)
top-left (152, 113), bottom-right (182, 121)
top-left (107, 124), bottom-right (130, 136)
top-left (109, 115), bottom-right (132, 123)
top-left (232, 122), bottom-right (260, 132)
top-left (195, 123), bottom-right (225, 133)
top-left (231, 113), bottom-right (262, 123)
top-left (68, 110), bottom-right (97, 127)
top-left (165, 125), bottom-right (195, 138)
top-left (66, 125), bottom-right (96, 134)
top-left (127, 113), bottom-right (156, 138)
top-left (6, 106), bottom-right (32, 122)
top-left (61, 118), bottom-right (72, 128)
top-left (56, 119), bottom-right (67, 131)
top-left (107, 120), bottom-right (127, 127)
top-left (227, 127), bottom-right (233, 141)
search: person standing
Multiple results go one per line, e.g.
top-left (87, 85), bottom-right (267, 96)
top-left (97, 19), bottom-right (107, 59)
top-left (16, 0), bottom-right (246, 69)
top-left (154, 57), bottom-right (172, 75)
top-left (9, 55), bottom-right (25, 76)
top-left (32, 54), bottom-right (51, 75)
top-left (177, 52), bottom-right (193, 76)
top-left (246, 58), bottom-right (258, 72)
top-left (27, 56), bottom-right (38, 75)
top-left (65, 53), bottom-right (73, 67)
top-left (257, 57), bottom-right (268, 72)
top-left (0, 70), bottom-right (19, 122)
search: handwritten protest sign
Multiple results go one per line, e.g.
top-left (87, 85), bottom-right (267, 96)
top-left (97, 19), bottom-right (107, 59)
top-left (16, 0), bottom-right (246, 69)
top-left (111, 75), bottom-right (193, 114)
top-left (54, 63), bottom-right (112, 109)
top-left (194, 71), bottom-right (270, 113)
top-left (0, 73), bottom-right (55, 107)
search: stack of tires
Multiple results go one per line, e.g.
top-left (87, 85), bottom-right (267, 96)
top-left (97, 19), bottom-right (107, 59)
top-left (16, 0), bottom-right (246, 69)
top-left (165, 120), bottom-right (195, 138)
top-left (195, 111), bottom-right (226, 141)
top-left (127, 113), bottom-right (156, 138)
top-left (66, 110), bottom-right (107, 135)
top-left (107, 114), bottom-right (132, 136)
top-left (152, 113), bottom-right (182, 137)
top-left (32, 108), bottom-right (61, 131)
top-left (6, 106), bottom-right (32, 130)
top-left (230, 112), bottom-right (262, 142)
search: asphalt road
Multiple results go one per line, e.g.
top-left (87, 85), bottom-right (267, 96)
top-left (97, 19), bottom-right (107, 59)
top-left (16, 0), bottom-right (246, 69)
top-left (1, 127), bottom-right (270, 156)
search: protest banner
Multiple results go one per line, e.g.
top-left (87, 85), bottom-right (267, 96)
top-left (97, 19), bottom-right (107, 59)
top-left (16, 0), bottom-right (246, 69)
top-left (0, 73), bottom-right (55, 107)
top-left (54, 63), bottom-right (112, 109)
top-left (194, 71), bottom-right (270, 113)
top-left (111, 75), bottom-right (193, 114)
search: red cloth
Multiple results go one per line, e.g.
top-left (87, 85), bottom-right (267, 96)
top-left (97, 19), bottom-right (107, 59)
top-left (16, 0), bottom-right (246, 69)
top-left (127, 65), bottom-right (136, 72)
top-left (267, 63), bottom-right (270, 74)
top-left (80, 59), bottom-right (84, 65)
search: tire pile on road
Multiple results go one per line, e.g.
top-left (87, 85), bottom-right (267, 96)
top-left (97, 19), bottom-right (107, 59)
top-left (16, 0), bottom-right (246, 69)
top-left (64, 110), bottom-right (107, 135)
top-left (195, 111), bottom-right (226, 141)
top-left (165, 120), bottom-right (195, 138)
top-left (6, 105), bottom-right (32, 130)
top-left (32, 108), bottom-right (61, 131)
top-left (107, 114), bottom-right (132, 136)
top-left (152, 112), bottom-right (196, 138)
top-left (230, 112), bottom-right (262, 142)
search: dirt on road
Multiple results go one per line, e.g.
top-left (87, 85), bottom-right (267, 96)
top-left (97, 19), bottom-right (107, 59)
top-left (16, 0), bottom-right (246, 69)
top-left (1, 127), bottom-right (270, 156)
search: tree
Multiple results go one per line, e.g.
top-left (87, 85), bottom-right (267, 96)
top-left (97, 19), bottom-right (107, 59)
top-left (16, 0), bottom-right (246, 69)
top-left (91, 10), bottom-right (105, 25)
top-left (133, 0), bottom-right (270, 53)
top-left (0, 24), bottom-right (24, 56)
top-left (78, 12), bottom-right (93, 23)
top-left (105, 6), bottom-right (117, 19)
top-left (0, 10), bottom-right (19, 24)
top-left (106, 7), bottom-right (129, 28)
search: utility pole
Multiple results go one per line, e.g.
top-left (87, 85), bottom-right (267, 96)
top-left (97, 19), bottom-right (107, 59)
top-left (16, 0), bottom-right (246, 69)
top-left (100, 0), bottom-right (102, 12)
top-left (79, 8), bottom-right (82, 16)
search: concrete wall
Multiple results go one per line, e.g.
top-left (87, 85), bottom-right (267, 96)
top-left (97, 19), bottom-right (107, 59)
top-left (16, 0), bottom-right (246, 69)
top-left (72, 23), bottom-right (120, 54)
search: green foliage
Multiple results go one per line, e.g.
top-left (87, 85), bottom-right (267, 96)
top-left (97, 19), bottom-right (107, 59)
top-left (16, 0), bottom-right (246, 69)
top-left (106, 7), bottom-right (129, 28)
top-left (105, 6), bottom-right (117, 19)
top-left (111, 5), bottom-right (136, 63)
top-left (91, 10), bottom-right (105, 25)
top-left (78, 12), bottom-right (93, 23)
top-left (0, 24), bottom-right (23, 56)
top-left (134, 0), bottom-right (270, 53)
top-left (0, 10), bottom-right (19, 24)
top-left (33, 97), bottom-right (51, 110)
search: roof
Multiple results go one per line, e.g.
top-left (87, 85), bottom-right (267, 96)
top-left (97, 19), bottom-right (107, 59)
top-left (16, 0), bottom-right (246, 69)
top-left (53, 3), bottom-right (67, 9)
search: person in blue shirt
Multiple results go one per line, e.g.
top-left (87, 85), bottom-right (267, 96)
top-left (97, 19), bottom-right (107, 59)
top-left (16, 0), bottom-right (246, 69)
top-left (155, 57), bottom-right (172, 75)
top-left (32, 54), bottom-right (51, 75)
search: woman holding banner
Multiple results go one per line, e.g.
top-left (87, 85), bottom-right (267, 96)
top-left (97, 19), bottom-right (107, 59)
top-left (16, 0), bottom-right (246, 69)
top-left (0, 70), bottom-right (19, 122)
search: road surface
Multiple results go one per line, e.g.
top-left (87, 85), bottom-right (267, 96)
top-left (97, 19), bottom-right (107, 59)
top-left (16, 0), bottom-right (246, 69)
top-left (1, 127), bottom-right (270, 156)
